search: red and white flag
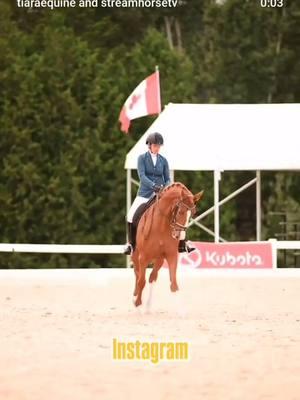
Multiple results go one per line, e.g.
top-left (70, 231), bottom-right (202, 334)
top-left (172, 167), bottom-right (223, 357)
top-left (119, 70), bottom-right (161, 133)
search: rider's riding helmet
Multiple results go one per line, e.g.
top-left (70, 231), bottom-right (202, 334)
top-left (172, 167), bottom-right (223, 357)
top-left (146, 132), bottom-right (164, 146)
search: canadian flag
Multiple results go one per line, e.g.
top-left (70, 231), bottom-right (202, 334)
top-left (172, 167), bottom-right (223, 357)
top-left (119, 70), bottom-right (161, 133)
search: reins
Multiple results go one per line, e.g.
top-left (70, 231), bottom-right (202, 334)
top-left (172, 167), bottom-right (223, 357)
top-left (154, 190), bottom-right (195, 238)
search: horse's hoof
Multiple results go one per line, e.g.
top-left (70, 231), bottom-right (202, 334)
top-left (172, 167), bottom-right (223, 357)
top-left (132, 295), bottom-right (142, 308)
top-left (135, 299), bottom-right (142, 307)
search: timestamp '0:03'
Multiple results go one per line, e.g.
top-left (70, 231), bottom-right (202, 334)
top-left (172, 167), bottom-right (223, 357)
top-left (261, 0), bottom-right (284, 7)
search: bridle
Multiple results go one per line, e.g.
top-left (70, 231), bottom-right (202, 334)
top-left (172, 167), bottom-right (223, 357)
top-left (156, 192), bottom-right (196, 240)
top-left (170, 196), bottom-right (196, 239)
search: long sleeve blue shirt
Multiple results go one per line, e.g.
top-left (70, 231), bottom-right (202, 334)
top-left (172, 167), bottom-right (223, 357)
top-left (137, 151), bottom-right (171, 198)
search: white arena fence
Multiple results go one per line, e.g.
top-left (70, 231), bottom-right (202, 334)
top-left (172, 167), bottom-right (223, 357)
top-left (0, 244), bottom-right (124, 254)
top-left (0, 240), bottom-right (299, 268)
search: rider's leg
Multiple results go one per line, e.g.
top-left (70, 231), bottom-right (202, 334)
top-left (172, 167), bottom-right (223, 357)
top-left (124, 222), bottom-right (133, 255)
top-left (178, 240), bottom-right (195, 253)
top-left (124, 196), bottom-right (148, 255)
top-left (177, 210), bottom-right (195, 253)
top-left (131, 223), bottom-right (137, 250)
top-left (178, 231), bottom-right (195, 253)
top-left (124, 222), bottom-right (137, 255)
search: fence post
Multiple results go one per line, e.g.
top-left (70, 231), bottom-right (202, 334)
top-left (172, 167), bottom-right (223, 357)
top-left (268, 238), bottom-right (277, 269)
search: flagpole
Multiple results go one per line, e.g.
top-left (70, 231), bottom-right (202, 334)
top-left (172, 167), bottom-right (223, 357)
top-left (155, 66), bottom-right (173, 182)
top-left (155, 65), bottom-right (161, 113)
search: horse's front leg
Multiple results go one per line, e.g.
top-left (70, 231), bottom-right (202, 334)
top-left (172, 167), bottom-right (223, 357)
top-left (149, 257), bottom-right (164, 283)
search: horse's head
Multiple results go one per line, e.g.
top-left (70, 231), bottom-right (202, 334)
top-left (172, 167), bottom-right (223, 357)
top-left (159, 183), bottom-right (204, 240)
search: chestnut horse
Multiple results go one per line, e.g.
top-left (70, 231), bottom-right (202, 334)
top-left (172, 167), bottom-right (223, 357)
top-left (131, 182), bottom-right (203, 308)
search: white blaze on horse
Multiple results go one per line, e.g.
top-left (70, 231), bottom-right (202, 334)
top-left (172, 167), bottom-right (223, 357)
top-left (131, 182), bottom-right (204, 309)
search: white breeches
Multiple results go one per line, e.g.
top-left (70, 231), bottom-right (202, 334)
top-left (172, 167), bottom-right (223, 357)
top-left (127, 196), bottom-right (149, 223)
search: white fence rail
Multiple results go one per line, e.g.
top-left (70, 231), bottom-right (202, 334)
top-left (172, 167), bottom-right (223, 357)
top-left (0, 244), bottom-right (124, 254)
top-left (0, 240), bottom-right (299, 268)
top-left (275, 241), bottom-right (300, 250)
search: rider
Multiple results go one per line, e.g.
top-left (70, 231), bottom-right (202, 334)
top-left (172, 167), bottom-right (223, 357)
top-left (124, 132), bottom-right (195, 255)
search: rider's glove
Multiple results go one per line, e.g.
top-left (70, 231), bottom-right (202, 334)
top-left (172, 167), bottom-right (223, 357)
top-left (153, 184), bottom-right (163, 193)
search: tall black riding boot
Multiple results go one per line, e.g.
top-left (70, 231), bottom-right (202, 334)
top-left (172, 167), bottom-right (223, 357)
top-left (131, 223), bottom-right (137, 251)
top-left (124, 222), bottom-right (137, 255)
top-left (124, 222), bottom-right (133, 255)
top-left (178, 239), bottom-right (195, 253)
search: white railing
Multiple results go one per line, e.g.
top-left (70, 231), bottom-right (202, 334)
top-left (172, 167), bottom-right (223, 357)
top-left (0, 244), bottom-right (124, 254)
top-left (0, 240), bottom-right (299, 268)
top-left (273, 241), bottom-right (300, 250)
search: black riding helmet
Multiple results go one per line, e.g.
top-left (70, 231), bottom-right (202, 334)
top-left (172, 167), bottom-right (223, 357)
top-left (146, 132), bottom-right (164, 146)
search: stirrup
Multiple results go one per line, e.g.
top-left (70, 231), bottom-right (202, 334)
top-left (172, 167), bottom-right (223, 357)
top-left (124, 244), bottom-right (133, 255)
top-left (186, 244), bottom-right (196, 253)
top-left (178, 241), bottom-right (195, 253)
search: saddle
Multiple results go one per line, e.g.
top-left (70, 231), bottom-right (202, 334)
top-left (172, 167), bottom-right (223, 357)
top-left (132, 195), bottom-right (156, 228)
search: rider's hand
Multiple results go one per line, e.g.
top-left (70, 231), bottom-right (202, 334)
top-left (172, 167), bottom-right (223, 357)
top-left (153, 184), bottom-right (163, 193)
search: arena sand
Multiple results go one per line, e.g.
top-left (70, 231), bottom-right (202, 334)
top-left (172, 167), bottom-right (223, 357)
top-left (0, 268), bottom-right (300, 400)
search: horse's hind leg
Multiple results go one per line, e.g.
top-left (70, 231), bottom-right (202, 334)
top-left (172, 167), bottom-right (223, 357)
top-left (146, 257), bottom-right (164, 312)
top-left (149, 257), bottom-right (164, 283)
top-left (134, 255), bottom-right (148, 307)
top-left (166, 253), bottom-right (179, 292)
top-left (132, 251), bottom-right (139, 297)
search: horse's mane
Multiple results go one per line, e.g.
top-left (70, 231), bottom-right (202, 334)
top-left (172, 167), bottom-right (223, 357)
top-left (160, 182), bottom-right (191, 197)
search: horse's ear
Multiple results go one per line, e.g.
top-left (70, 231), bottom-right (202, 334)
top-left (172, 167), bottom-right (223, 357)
top-left (193, 190), bottom-right (204, 203)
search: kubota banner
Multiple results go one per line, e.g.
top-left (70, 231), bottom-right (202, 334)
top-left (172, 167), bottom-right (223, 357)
top-left (176, 242), bottom-right (274, 269)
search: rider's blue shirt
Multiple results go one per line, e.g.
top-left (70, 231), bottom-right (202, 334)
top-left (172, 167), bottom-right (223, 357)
top-left (137, 151), bottom-right (171, 198)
